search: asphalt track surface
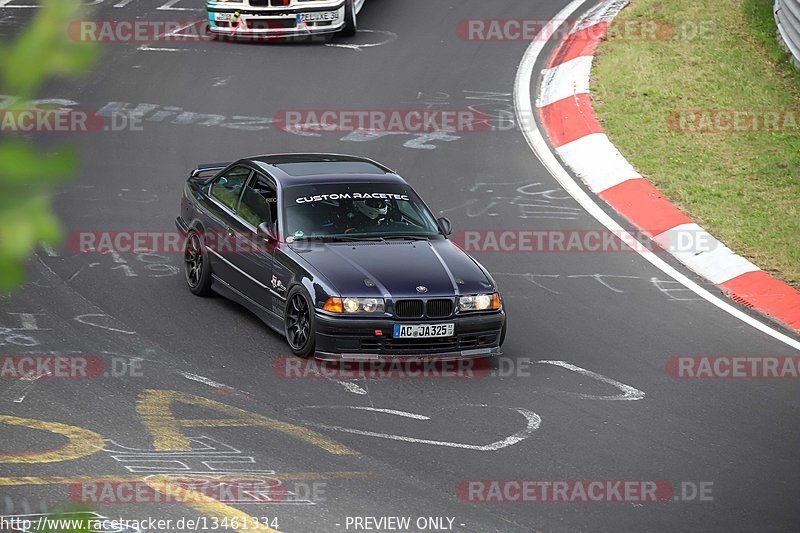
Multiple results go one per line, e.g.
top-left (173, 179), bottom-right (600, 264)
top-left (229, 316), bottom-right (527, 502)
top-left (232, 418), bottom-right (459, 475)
top-left (1, 0), bottom-right (799, 532)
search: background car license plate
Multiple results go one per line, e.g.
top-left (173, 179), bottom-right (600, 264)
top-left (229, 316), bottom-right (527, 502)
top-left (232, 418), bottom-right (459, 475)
top-left (393, 324), bottom-right (454, 338)
top-left (216, 13), bottom-right (233, 21)
top-left (301, 11), bottom-right (339, 22)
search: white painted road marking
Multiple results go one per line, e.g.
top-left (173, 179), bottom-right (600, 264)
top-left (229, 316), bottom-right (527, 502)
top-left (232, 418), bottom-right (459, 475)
top-left (296, 405), bottom-right (541, 451)
top-left (536, 360), bottom-right (645, 401)
top-left (157, 0), bottom-right (201, 11)
top-left (306, 406), bottom-right (430, 420)
top-left (0, 0), bottom-right (39, 8)
top-left (324, 30), bottom-right (398, 51)
top-left (2, 373), bottom-right (47, 403)
top-left (74, 313), bottom-right (136, 335)
top-left (335, 380), bottom-right (368, 395)
top-left (179, 372), bottom-right (229, 389)
top-left (347, 407), bottom-right (430, 420)
top-left (137, 45), bottom-right (189, 52)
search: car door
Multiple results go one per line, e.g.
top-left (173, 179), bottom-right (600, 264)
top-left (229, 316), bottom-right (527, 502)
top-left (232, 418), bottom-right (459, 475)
top-left (227, 171), bottom-right (279, 312)
top-left (204, 165), bottom-right (252, 287)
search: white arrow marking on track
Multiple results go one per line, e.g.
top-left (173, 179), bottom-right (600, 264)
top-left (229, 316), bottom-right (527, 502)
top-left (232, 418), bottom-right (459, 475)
top-left (536, 360), bottom-right (645, 400)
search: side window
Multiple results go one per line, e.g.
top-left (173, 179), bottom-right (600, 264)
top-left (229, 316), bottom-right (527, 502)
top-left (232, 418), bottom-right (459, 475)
top-left (396, 199), bottom-right (425, 226)
top-left (210, 166), bottom-right (251, 211)
top-left (394, 199), bottom-right (439, 232)
top-left (238, 174), bottom-right (277, 228)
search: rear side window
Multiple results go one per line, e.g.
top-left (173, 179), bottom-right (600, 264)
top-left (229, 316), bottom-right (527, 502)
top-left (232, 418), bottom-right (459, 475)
top-left (238, 174), bottom-right (277, 228)
top-left (210, 166), bottom-right (251, 211)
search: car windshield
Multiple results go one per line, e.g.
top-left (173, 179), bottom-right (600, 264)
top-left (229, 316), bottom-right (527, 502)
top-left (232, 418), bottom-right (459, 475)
top-left (282, 182), bottom-right (441, 241)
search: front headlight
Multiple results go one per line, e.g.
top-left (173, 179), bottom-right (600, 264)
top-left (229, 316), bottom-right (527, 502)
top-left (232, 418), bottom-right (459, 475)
top-left (458, 293), bottom-right (501, 312)
top-left (336, 297), bottom-right (386, 314)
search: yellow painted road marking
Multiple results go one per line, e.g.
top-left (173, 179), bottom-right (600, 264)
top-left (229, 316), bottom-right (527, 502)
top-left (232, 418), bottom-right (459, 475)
top-left (137, 390), bottom-right (356, 454)
top-left (0, 415), bottom-right (104, 463)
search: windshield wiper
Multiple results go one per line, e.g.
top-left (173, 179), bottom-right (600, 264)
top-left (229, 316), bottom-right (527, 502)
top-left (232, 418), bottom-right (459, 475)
top-left (380, 234), bottom-right (433, 241)
top-left (336, 235), bottom-right (385, 242)
top-left (291, 234), bottom-right (432, 243)
top-left (290, 235), bottom-right (382, 243)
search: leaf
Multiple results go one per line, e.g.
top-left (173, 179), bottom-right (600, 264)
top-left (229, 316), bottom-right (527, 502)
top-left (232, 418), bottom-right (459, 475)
top-left (0, 0), bottom-right (96, 290)
top-left (0, 141), bottom-right (76, 183)
top-left (0, 0), bottom-right (97, 98)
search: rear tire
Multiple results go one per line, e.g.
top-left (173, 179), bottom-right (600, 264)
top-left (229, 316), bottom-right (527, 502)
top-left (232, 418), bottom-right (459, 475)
top-left (337, 0), bottom-right (357, 37)
top-left (285, 286), bottom-right (316, 357)
top-left (184, 230), bottom-right (213, 296)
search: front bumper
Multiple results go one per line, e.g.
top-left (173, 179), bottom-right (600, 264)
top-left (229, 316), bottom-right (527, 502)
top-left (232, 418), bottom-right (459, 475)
top-left (313, 311), bottom-right (506, 362)
top-left (206, 1), bottom-right (346, 37)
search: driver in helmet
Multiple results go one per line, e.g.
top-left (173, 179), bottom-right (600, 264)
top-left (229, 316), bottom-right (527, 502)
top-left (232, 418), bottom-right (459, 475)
top-left (344, 198), bottom-right (390, 233)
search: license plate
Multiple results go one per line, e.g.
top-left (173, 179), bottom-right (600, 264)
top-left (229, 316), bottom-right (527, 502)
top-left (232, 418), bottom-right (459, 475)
top-left (301, 11), bottom-right (339, 22)
top-left (216, 13), bottom-right (233, 21)
top-left (393, 323), bottom-right (455, 339)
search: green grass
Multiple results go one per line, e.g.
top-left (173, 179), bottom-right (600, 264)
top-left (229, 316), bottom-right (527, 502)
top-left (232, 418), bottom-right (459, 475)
top-left (592, 0), bottom-right (800, 287)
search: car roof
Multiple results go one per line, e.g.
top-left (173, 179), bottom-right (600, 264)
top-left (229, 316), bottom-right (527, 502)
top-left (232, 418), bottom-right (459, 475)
top-left (246, 153), bottom-right (408, 187)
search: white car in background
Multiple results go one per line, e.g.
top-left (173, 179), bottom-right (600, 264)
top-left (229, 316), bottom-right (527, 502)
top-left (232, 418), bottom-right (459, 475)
top-left (206, 0), bottom-right (365, 40)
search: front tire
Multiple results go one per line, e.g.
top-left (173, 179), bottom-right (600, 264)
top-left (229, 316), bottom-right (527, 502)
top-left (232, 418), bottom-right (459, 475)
top-left (184, 230), bottom-right (213, 296)
top-left (338, 0), bottom-right (357, 37)
top-left (285, 287), bottom-right (316, 357)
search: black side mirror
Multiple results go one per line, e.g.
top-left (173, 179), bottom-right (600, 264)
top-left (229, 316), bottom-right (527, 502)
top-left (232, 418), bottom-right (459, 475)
top-left (257, 222), bottom-right (278, 242)
top-left (437, 216), bottom-right (453, 236)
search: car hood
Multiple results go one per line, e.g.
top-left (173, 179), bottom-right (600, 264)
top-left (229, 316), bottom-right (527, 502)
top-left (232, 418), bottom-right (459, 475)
top-left (290, 239), bottom-right (494, 298)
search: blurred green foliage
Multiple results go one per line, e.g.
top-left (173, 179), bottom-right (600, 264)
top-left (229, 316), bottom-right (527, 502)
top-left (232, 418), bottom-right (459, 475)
top-left (0, 0), bottom-right (96, 289)
top-left (38, 506), bottom-right (94, 532)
